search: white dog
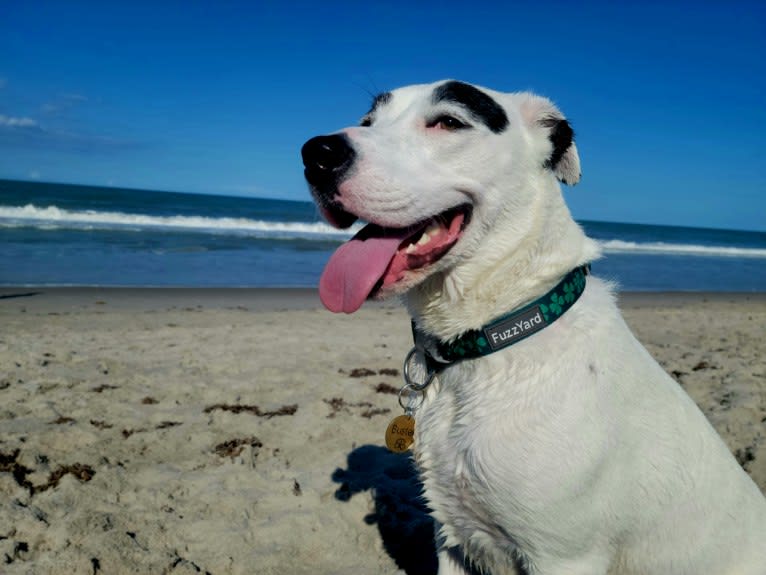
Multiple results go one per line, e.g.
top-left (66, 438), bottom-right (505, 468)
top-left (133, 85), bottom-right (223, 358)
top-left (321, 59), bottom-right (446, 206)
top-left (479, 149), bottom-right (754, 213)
top-left (302, 80), bottom-right (766, 574)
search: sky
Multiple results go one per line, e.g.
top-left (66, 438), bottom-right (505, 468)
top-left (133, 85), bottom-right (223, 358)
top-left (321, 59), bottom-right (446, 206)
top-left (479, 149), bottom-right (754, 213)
top-left (0, 1), bottom-right (764, 231)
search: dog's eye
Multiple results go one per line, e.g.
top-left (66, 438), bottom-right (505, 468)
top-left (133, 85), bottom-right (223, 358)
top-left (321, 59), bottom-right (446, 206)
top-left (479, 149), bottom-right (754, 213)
top-left (360, 116), bottom-right (372, 127)
top-left (427, 115), bottom-right (469, 131)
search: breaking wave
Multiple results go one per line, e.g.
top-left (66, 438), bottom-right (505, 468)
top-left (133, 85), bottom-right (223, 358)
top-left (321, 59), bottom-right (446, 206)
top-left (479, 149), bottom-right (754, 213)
top-left (2, 203), bottom-right (765, 258)
top-left (598, 239), bottom-right (766, 258)
top-left (0, 203), bottom-right (362, 240)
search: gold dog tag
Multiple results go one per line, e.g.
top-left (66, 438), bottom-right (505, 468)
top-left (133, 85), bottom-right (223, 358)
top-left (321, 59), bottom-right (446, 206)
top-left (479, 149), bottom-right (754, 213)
top-left (385, 415), bottom-right (415, 452)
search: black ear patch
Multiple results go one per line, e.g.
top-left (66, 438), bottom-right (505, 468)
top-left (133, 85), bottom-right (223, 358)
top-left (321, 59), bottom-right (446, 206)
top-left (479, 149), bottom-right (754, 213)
top-left (541, 118), bottom-right (574, 171)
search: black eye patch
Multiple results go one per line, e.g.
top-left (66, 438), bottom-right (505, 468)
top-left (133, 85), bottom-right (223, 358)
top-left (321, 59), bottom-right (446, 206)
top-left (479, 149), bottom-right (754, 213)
top-left (431, 81), bottom-right (508, 134)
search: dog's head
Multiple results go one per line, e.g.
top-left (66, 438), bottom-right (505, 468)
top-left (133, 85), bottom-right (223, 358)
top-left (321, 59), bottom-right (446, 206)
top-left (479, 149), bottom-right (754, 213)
top-left (302, 80), bottom-right (580, 314)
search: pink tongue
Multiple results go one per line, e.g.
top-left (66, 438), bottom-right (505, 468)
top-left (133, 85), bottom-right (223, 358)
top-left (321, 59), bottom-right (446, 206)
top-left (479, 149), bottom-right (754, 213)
top-left (319, 225), bottom-right (414, 313)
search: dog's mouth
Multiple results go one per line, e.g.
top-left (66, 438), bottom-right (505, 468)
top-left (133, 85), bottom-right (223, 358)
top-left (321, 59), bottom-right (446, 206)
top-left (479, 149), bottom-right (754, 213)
top-left (319, 204), bottom-right (471, 313)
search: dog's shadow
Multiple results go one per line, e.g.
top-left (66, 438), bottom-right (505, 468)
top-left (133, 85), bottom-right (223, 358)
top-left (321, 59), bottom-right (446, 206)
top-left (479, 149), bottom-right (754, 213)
top-left (332, 444), bottom-right (438, 574)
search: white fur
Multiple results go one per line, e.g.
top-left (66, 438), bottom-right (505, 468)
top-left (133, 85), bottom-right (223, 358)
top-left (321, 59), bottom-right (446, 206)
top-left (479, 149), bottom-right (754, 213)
top-left (325, 81), bottom-right (766, 574)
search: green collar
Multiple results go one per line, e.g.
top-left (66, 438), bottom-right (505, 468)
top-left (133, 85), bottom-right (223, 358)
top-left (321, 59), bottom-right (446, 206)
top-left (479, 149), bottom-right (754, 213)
top-left (412, 265), bottom-right (589, 371)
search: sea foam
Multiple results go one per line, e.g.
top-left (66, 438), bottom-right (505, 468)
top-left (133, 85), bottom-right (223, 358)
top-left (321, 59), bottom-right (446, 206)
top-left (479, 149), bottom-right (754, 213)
top-left (0, 203), bottom-right (362, 240)
top-left (1, 203), bottom-right (765, 258)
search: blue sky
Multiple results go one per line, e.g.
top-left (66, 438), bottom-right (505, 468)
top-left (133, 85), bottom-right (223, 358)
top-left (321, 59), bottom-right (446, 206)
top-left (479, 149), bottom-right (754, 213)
top-left (1, 1), bottom-right (764, 231)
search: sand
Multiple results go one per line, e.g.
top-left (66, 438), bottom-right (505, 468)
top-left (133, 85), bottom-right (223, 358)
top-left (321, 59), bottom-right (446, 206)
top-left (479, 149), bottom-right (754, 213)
top-left (0, 289), bottom-right (764, 574)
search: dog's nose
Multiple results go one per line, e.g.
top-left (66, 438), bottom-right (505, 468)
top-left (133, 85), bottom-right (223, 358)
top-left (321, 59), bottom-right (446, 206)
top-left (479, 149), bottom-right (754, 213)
top-left (301, 134), bottom-right (355, 187)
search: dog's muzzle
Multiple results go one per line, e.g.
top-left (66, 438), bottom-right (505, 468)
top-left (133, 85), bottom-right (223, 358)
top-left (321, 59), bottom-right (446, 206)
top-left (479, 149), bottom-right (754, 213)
top-left (301, 134), bottom-right (355, 197)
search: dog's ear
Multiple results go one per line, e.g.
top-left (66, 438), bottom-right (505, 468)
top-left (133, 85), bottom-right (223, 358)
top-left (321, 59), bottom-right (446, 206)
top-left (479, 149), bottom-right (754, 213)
top-left (518, 94), bottom-right (581, 185)
top-left (540, 117), bottom-right (580, 186)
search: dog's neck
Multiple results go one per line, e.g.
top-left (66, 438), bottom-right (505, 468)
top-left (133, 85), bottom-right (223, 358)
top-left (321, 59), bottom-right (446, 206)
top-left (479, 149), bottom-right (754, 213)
top-left (406, 185), bottom-right (600, 342)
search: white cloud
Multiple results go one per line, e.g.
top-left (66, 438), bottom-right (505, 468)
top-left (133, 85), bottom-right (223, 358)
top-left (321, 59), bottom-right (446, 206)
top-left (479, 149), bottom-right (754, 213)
top-left (0, 108), bottom-right (146, 154)
top-left (0, 114), bottom-right (38, 128)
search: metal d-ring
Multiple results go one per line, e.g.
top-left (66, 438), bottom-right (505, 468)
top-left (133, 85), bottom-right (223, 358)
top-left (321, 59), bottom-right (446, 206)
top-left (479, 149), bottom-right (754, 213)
top-left (397, 347), bottom-right (437, 415)
top-left (397, 383), bottom-right (425, 413)
top-left (403, 347), bottom-right (437, 392)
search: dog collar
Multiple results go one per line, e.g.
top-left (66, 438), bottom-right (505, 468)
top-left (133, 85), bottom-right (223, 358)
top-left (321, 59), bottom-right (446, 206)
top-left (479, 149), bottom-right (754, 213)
top-left (388, 266), bottom-right (589, 452)
top-left (412, 264), bottom-right (590, 372)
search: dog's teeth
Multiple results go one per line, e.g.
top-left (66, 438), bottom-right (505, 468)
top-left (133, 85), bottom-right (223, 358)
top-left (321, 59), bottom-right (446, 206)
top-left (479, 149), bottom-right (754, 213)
top-left (416, 232), bottom-right (432, 246)
top-left (425, 221), bottom-right (441, 236)
top-left (403, 221), bottom-right (440, 254)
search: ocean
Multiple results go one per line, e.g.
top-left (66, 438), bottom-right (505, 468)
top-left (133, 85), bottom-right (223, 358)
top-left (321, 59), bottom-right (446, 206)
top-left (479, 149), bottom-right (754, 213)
top-left (1, 179), bottom-right (765, 291)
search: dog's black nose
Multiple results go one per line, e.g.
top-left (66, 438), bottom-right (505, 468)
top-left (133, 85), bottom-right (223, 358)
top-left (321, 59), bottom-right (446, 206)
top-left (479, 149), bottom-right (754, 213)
top-left (301, 134), bottom-right (355, 187)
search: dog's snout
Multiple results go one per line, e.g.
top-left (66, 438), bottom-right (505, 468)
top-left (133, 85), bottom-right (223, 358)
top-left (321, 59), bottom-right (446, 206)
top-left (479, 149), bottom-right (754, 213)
top-left (301, 134), bottom-right (355, 188)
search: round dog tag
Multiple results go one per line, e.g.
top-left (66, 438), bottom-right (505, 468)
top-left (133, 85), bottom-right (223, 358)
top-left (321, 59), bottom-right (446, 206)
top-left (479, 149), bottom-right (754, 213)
top-left (385, 415), bottom-right (415, 452)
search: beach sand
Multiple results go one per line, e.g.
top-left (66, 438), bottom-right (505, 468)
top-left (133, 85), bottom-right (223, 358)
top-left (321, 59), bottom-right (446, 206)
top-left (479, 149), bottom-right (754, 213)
top-left (1, 289), bottom-right (764, 574)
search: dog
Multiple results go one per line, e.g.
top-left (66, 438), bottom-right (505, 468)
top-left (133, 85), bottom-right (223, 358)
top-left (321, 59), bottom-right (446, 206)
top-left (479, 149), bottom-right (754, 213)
top-left (302, 80), bottom-right (766, 575)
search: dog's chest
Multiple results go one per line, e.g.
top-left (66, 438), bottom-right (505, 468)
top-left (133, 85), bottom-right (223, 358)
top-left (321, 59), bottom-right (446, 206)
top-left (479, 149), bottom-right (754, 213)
top-left (412, 360), bottom-right (544, 564)
top-left (412, 354), bottom-right (603, 570)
